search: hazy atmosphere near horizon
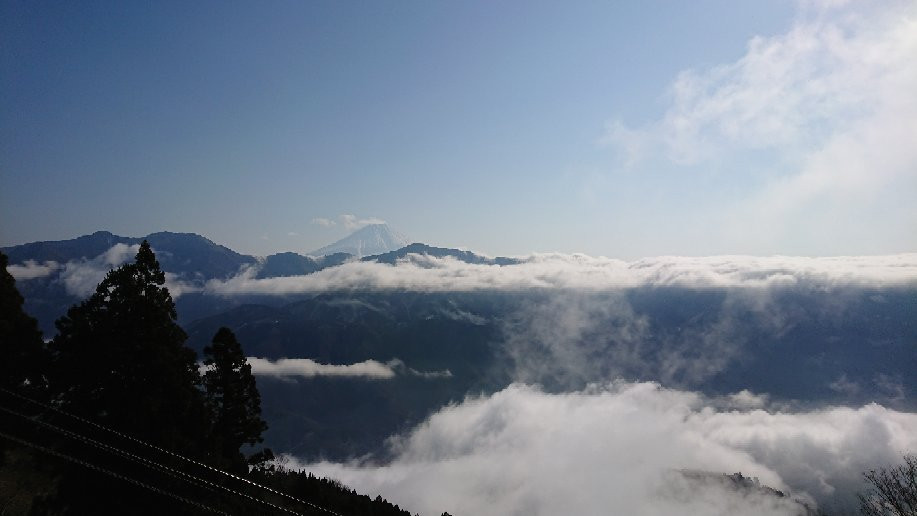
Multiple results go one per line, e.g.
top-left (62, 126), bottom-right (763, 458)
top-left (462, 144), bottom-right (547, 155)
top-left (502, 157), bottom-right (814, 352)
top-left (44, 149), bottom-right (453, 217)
top-left (3, 0), bottom-right (915, 257)
top-left (2, 2), bottom-right (917, 516)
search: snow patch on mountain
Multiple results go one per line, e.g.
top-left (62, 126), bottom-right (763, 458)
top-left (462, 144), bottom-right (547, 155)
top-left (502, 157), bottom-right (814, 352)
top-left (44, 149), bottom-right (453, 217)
top-left (310, 224), bottom-right (410, 257)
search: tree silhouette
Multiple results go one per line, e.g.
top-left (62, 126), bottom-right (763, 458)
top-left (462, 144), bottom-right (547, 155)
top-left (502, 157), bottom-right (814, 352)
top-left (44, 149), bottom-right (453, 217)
top-left (41, 241), bottom-right (211, 514)
top-left (202, 326), bottom-right (271, 472)
top-left (0, 252), bottom-right (53, 513)
top-left (4, 242), bottom-right (444, 515)
top-left (859, 454), bottom-right (917, 516)
top-left (49, 240), bottom-right (208, 452)
top-left (0, 251), bottom-right (47, 393)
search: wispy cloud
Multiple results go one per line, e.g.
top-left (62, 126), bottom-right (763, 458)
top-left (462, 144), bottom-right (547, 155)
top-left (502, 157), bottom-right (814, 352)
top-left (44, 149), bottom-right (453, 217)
top-left (293, 382), bottom-right (917, 516)
top-left (600, 0), bottom-right (917, 251)
top-left (50, 244), bottom-right (199, 299)
top-left (59, 243), bottom-right (140, 297)
top-left (311, 217), bottom-right (337, 228)
top-left (312, 214), bottom-right (386, 230)
top-left (603, 2), bottom-right (917, 167)
top-left (7, 260), bottom-right (60, 280)
top-left (386, 359), bottom-right (453, 379)
top-left (340, 214), bottom-right (385, 230)
top-left (498, 283), bottom-right (813, 390)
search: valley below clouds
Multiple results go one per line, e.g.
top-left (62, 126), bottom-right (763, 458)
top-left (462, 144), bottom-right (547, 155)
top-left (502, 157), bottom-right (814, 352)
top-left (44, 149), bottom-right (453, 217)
top-left (7, 242), bottom-right (917, 515)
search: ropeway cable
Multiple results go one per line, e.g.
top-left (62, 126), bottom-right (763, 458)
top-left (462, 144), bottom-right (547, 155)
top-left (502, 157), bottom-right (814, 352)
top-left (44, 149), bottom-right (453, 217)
top-left (0, 429), bottom-right (231, 515)
top-left (0, 402), bottom-right (306, 516)
top-left (0, 386), bottom-right (344, 516)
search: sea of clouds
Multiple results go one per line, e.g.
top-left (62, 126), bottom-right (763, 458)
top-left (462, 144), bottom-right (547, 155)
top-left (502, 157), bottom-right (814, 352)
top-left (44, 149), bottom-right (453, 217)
top-left (200, 253), bottom-right (917, 296)
top-left (291, 382), bottom-right (917, 516)
top-left (9, 245), bottom-right (917, 515)
top-left (11, 244), bottom-right (917, 397)
top-left (10, 241), bottom-right (917, 297)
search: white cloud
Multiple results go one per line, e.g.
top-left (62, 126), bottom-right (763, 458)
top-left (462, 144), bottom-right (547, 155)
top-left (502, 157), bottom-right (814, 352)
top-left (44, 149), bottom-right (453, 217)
top-left (59, 243), bottom-right (140, 297)
top-left (292, 382), bottom-right (917, 516)
top-left (203, 252), bottom-right (916, 393)
top-left (246, 357), bottom-right (451, 380)
top-left (604, 2), bottom-right (916, 166)
top-left (340, 214), bottom-right (386, 230)
top-left (201, 253), bottom-right (916, 391)
top-left (56, 244), bottom-right (199, 299)
top-left (311, 217), bottom-right (337, 228)
top-left (723, 390), bottom-right (770, 410)
top-left (437, 305), bottom-right (488, 326)
top-left (163, 272), bottom-right (201, 298)
top-left (7, 260), bottom-right (60, 280)
top-left (598, 120), bottom-right (650, 167)
top-left (247, 357), bottom-right (396, 379)
top-left (386, 359), bottom-right (453, 379)
top-left (873, 374), bottom-right (906, 403)
top-left (203, 253), bottom-right (917, 297)
top-left (601, 0), bottom-right (917, 251)
top-left (828, 374), bottom-right (860, 397)
top-left (311, 214), bottom-right (387, 231)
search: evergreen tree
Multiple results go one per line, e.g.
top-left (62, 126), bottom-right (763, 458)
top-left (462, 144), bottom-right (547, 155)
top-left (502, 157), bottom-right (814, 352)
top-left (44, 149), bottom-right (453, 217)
top-left (0, 252), bottom-right (53, 513)
top-left (0, 251), bottom-right (47, 392)
top-left (202, 327), bottom-right (271, 473)
top-left (42, 241), bottom-right (212, 514)
top-left (49, 241), bottom-right (208, 453)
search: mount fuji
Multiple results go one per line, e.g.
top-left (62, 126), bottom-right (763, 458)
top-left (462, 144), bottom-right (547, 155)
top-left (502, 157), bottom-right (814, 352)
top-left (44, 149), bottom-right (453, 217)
top-left (310, 223), bottom-right (411, 257)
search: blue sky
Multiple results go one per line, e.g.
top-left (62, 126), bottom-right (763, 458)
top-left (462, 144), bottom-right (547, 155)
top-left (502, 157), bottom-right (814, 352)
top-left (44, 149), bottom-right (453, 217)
top-left (2, 0), bottom-right (915, 258)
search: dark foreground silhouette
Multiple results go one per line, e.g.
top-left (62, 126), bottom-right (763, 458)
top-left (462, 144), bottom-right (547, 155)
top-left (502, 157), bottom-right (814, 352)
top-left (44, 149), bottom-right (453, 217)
top-left (0, 245), bottom-right (435, 515)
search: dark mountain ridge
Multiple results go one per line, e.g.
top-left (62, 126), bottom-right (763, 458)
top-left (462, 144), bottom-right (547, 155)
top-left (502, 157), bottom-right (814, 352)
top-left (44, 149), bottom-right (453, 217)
top-left (2, 230), bottom-right (257, 280)
top-left (364, 242), bottom-right (521, 266)
top-left (256, 251), bottom-right (352, 279)
top-left (3, 230), bottom-right (519, 334)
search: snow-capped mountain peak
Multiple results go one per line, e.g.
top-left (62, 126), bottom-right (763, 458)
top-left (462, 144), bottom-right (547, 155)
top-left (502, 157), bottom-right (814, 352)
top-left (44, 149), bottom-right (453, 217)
top-left (310, 223), bottom-right (410, 257)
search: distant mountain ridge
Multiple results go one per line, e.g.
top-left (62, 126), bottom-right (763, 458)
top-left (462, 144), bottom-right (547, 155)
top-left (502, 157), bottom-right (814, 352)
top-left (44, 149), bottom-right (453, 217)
top-left (256, 252), bottom-right (352, 279)
top-left (310, 224), bottom-right (410, 257)
top-left (2, 228), bottom-right (520, 334)
top-left (1, 230), bottom-right (257, 280)
top-left (364, 243), bottom-right (521, 266)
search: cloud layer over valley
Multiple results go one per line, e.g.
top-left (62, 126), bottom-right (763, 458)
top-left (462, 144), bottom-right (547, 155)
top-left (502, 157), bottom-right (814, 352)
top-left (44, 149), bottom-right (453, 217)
top-left (295, 382), bottom-right (917, 516)
top-left (12, 242), bottom-right (916, 299)
top-left (8, 243), bottom-right (201, 298)
top-left (10, 244), bottom-right (915, 406)
top-left (203, 253), bottom-right (917, 296)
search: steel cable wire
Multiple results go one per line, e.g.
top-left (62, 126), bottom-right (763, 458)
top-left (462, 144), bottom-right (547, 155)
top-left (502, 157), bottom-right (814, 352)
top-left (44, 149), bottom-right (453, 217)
top-left (0, 386), bottom-right (344, 516)
top-left (0, 403), bottom-right (305, 516)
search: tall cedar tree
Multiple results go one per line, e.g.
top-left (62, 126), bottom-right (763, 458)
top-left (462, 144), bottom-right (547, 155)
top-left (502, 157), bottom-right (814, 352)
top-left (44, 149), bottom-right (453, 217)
top-left (0, 252), bottom-right (53, 514)
top-left (49, 241), bottom-right (209, 453)
top-left (203, 327), bottom-right (271, 473)
top-left (43, 242), bottom-right (213, 514)
top-left (0, 251), bottom-right (47, 392)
